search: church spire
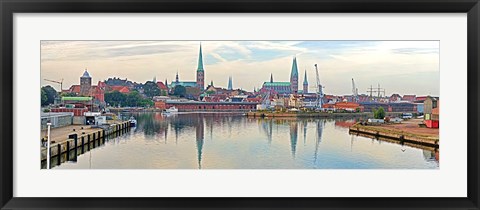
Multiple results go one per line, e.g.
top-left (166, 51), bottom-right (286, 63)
top-left (270, 73), bottom-right (273, 83)
top-left (197, 43), bottom-right (204, 72)
top-left (303, 69), bottom-right (308, 85)
top-left (196, 43), bottom-right (205, 90)
top-left (228, 76), bottom-right (233, 90)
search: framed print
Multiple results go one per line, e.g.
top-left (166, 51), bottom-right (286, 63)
top-left (1, 0), bottom-right (479, 209)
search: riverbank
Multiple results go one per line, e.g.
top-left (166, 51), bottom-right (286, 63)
top-left (41, 121), bottom-right (131, 169)
top-left (246, 111), bottom-right (403, 118)
top-left (349, 118), bottom-right (439, 148)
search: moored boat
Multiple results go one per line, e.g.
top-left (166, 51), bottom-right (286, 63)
top-left (129, 116), bottom-right (137, 127)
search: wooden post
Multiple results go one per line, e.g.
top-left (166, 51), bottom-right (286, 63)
top-left (93, 133), bottom-right (96, 148)
top-left (66, 140), bottom-right (70, 161)
top-left (81, 136), bottom-right (85, 153)
top-left (57, 144), bottom-right (61, 165)
top-left (87, 135), bottom-right (90, 150)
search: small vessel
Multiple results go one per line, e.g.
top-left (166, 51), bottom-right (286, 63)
top-left (128, 116), bottom-right (137, 127)
top-left (166, 106), bottom-right (178, 113)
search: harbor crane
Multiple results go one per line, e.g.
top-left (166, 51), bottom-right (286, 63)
top-left (351, 78), bottom-right (358, 102)
top-left (314, 64), bottom-right (324, 110)
top-left (44, 78), bottom-right (64, 92)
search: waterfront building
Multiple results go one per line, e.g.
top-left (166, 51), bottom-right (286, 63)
top-left (163, 101), bottom-right (258, 111)
top-left (424, 96), bottom-right (439, 128)
top-left (322, 101), bottom-right (363, 112)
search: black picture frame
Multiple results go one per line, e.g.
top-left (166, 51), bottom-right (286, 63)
top-left (1, 0), bottom-right (479, 209)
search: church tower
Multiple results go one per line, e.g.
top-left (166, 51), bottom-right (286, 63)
top-left (290, 57), bottom-right (299, 94)
top-left (196, 43), bottom-right (205, 90)
top-left (303, 69), bottom-right (308, 94)
top-left (80, 68), bottom-right (92, 96)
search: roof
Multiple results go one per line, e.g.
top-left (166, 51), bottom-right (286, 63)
top-left (81, 70), bottom-right (91, 78)
top-left (262, 82), bottom-right (291, 87)
top-left (110, 86), bottom-right (130, 93)
top-left (68, 85), bottom-right (81, 93)
top-left (170, 81), bottom-right (198, 88)
top-left (62, 97), bottom-right (92, 101)
top-left (156, 81), bottom-right (167, 90)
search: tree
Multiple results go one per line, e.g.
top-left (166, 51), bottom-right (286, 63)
top-left (105, 90), bottom-right (154, 108)
top-left (143, 81), bottom-right (160, 98)
top-left (41, 89), bottom-right (48, 106)
top-left (41, 85), bottom-right (58, 105)
top-left (105, 91), bottom-right (126, 107)
top-left (173, 85), bottom-right (186, 97)
top-left (373, 107), bottom-right (386, 119)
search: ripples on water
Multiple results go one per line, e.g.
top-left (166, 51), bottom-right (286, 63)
top-left (56, 112), bottom-right (439, 169)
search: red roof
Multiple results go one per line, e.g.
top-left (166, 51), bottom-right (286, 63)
top-left (402, 95), bottom-right (416, 101)
top-left (109, 86), bottom-right (130, 93)
top-left (156, 82), bottom-right (168, 90)
top-left (67, 85), bottom-right (81, 93)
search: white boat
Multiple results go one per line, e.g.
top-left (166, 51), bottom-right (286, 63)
top-left (128, 116), bottom-right (137, 127)
top-left (166, 106), bottom-right (178, 113)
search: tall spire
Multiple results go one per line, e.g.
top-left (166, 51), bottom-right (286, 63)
top-left (303, 69), bottom-right (308, 85)
top-left (175, 71), bottom-right (179, 83)
top-left (228, 76), bottom-right (233, 90)
top-left (197, 43), bottom-right (204, 72)
top-left (290, 56), bottom-right (299, 93)
top-left (291, 57), bottom-right (298, 78)
top-left (270, 73), bottom-right (273, 83)
top-left (303, 69), bottom-right (309, 94)
top-left (196, 43), bottom-right (205, 90)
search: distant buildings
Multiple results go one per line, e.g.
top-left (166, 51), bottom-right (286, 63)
top-left (260, 57), bottom-right (305, 95)
top-left (64, 69), bottom-right (105, 104)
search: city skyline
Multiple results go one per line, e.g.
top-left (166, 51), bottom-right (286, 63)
top-left (41, 40), bottom-right (439, 96)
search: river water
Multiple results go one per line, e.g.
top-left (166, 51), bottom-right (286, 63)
top-left (56, 112), bottom-right (439, 169)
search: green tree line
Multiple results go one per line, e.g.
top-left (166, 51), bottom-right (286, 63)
top-left (105, 90), bottom-right (154, 107)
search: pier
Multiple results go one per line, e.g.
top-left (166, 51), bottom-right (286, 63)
top-left (349, 119), bottom-right (439, 148)
top-left (40, 121), bottom-right (131, 169)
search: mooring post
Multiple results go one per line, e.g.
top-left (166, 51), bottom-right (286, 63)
top-left (66, 140), bottom-right (70, 161)
top-left (81, 136), bottom-right (85, 153)
top-left (93, 133), bottom-right (96, 148)
top-left (87, 135), bottom-right (90, 150)
top-left (57, 144), bottom-right (61, 165)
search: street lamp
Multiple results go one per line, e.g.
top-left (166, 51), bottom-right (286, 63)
top-left (46, 122), bottom-right (51, 169)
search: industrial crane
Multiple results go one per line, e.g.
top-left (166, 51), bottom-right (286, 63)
top-left (351, 78), bottom-right (358, 102)
top-left (44, 78), bottom-right (64, 92)
top-left (314, 64), bottom-right (323, 110)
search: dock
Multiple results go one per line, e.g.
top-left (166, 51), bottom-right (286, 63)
top-left (349, 119), bottom-right (439, 148)
top-left (246, 111), bottom-right (403, 118)
top-left (40, 121), bottom-right (131, 169)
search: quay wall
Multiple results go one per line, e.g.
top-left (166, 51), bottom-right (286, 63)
top-left (349, 124), bottom-right (439, 148)
top-left (41, 121), bottom-right (131, 168)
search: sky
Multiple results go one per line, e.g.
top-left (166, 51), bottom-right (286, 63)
top-left (41, 40), bottom-right (439, 96)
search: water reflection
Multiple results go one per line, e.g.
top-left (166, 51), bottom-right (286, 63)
top-left (56, 113), bottom-right (439, 169)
